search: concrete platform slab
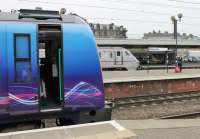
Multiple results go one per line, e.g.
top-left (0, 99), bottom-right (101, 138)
top-left (116, 119), bottom-right (200, 139)
top-left (114, 130), bottom-right (135, 139)
top-left (117, 119), bottom-right (200, 130)
top-left (68, 124), bottom-right (116, 137)
top-left (132, 127), bottom-right (200, 139)
top-left (95, 131), bottom-right (118, 139)
top-left (1, 119), bottom-right (200, 139)
top-left (0, 121), bottom-right (136, 139)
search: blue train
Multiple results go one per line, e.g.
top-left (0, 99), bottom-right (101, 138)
top-left (0, 9), bottom-right (109, 125)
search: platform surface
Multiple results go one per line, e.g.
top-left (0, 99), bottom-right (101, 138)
top-left (1, 119), bottom-right (200, 139)
top-left (0, 121), bottom-right (135, 139)
top-left (103, 69), bottom-right (200, 83)
top-left (117, 119), bottom-right (200, 130)
top-left (131, 127), bottom-right (200, 139)
top-left (117, 119), bottom-right (200, 139)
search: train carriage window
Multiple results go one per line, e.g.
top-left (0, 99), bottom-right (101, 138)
top-left (117, 51), bottom-right (121, 56)
top-left (14, 34), bottom-right (31, 82)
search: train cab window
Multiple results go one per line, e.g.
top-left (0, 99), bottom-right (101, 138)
top-left (125, 51), bottom-right (130, 56)
top-left (99, 52), bottom-right (101, 58)
top-left (117, 51), bottom-right (121, 56)
top-left (14, 34), bottom-right (31, 82)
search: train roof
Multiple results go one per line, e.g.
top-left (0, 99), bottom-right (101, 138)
top-left (0, 9), bottom-right (87, 24)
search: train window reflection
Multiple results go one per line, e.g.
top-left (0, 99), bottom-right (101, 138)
top-left (16, 62), bottom-right (31, 82)
top-left (14, 34), bottom-right (32, 83)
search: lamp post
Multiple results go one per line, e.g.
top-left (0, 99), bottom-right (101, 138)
top-left (171, 13), bottom-right (183, 63)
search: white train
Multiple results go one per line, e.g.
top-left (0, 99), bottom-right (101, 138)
top-left (98, 47), bottom-right (140, 70)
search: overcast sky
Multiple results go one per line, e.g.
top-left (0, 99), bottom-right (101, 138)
top-left (1, 0), bottom-right (200, 38)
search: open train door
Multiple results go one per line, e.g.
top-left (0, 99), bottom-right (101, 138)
top-left (7, 24), bottom-right (39, 115)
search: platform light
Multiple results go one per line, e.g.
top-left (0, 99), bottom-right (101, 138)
top-left (171, 16), bottom-right (176, 22)
top-left (60, 8), bottom-right (66, 14)
top-left (178, 13), bottom-right (183, 21)
top-left (170, 13), bottom-right (183, 67)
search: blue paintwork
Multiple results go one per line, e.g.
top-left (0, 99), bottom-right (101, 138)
top-left (0, 24), bottom-right (8, 113)
top-left (63, 24), bottom-right (104, 109)
top-left (0, 21), bottom-right (104, 117)
top-left (7, 23), bottom-right (39, 115)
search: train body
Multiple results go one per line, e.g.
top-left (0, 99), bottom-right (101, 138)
top-left (99, 47), bottom-right (140, 70)
top-left (0, 9), bottom-right (107, 124)
top-left (186, 50), bottom-right (200, 62)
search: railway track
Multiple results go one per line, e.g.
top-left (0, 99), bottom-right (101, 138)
top-left (113, 91), bottom-right (200, 108)
top-left (160, 112), bottom-right (200, 119)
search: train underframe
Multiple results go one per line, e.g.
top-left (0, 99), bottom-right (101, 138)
top-left (0, 102), bottom-right (112, 129)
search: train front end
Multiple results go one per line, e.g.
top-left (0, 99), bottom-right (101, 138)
top-left (0, 9), bottom-right (110, 125)
top-left (62, 21), bottom-right (105, 111)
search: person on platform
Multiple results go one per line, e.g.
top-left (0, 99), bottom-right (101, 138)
top-left (179, 57), bottom-right (183, 72)
top-left (177, 56), bottom-right (183, 72)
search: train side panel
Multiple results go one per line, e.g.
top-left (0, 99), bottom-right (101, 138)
top-left (0, 24), bottom-right (9, 114)
top-left (7, 23), bottom-right (39, 115)
top-left (63, 24), bottom-right (104, 110)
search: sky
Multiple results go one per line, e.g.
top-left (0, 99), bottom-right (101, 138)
top-left (1, 0), bottom-right (200, 38)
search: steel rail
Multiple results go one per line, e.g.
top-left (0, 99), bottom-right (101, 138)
top-left (160, 112), bottom-right (200, 119)
top-left (113, 91), bottom-right (200, 108)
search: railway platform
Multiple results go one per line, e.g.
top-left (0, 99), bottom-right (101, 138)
top-left (103, 69), bottom-right (200, 99)
top-left (1, 119), bottom-right (200, 139)
top-left (103, 69), bottom-right (200, 83)
top-left (0, 121), bottom-right (136, 139)
top-left (118, 119), bottom-right (200, 139)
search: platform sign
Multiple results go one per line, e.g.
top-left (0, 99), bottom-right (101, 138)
top-left (148, 47), bottom-right (168, 52)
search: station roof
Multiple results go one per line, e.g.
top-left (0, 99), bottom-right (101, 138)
top-left (96, 38), bottom-right (200, 46)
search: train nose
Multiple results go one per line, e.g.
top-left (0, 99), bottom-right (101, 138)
top-left (136, 61), bottom-right (141, 70)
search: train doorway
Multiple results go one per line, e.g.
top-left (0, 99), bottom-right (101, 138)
top-left (115, 51), bottom-right (123, 65)
top-left (38, 25), bottom-right (63, 111)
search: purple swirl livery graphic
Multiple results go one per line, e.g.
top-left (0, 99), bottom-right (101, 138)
top-left (0, 94), bottom-right (38, 106)
top-left (9, 93), bottom-right (38, 106)
top-left (64, 81), bottom-right (104, 107)
top-left (8, 85), bottom-right (38, 106)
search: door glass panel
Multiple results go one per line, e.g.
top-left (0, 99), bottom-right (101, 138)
top-left (16, 61), bottom-right (31, 82)
top-left (16, 36), bottom-right (29, 59)
top-left (8, 24), bottom-right (39, 115)
top-left (14, 34), bottom-right (31, 83)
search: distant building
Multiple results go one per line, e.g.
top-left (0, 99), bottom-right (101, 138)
top-left (143, 30), bottom-right (198, 40)
top-left (89, 23), bottom-right (127, 38)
